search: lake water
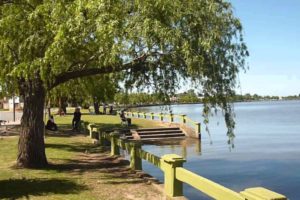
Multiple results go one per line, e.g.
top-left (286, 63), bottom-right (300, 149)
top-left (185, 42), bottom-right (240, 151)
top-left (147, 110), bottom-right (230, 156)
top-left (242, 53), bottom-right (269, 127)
top-left (133, 100), bottom-right (300, 200)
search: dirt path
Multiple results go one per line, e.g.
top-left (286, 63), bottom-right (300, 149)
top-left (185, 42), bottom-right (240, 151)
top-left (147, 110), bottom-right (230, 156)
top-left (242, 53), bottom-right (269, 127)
top-left (72, 152), bottom-right (165, 200)
top-left (52, 129), bottom-right (166, 200)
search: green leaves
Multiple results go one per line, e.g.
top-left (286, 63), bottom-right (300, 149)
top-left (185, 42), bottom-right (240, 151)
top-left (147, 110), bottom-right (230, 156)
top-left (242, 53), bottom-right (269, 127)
top-left (0, 0), bottom-right (248, 141)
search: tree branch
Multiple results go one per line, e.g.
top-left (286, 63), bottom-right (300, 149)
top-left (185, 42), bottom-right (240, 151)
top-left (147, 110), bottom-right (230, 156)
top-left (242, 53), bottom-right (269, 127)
top-left (50, 54), bottom-right (148, 89)
top-left (7, 44), bottom-right (20, 64)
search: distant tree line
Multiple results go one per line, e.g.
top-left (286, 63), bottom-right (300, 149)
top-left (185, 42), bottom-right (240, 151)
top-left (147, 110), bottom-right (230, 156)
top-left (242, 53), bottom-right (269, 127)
top-left (114, 92), bottom-right (300, 107)
top-left (282, 94), bottom-right (300, 100)
top-left (232, 93), bottom-right (300, 102)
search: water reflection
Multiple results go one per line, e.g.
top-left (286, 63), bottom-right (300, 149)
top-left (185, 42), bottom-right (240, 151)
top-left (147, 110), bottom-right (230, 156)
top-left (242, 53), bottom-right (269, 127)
top-left (142, 138), bottom-right (202, 159)
top-left (134, 101), bottom-right (300, 199)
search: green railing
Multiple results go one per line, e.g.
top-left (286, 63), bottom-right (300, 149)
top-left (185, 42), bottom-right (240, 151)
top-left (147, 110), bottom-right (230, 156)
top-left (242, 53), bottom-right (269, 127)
top-left (83, 122), bottom-right (287, 200)
top-left (124, 111), bottom-right (201, 138)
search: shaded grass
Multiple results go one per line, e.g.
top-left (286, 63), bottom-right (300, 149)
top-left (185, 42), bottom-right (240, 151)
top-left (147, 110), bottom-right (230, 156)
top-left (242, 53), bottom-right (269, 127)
top-left (0, 136), bottom-right (96, 199)
top-left (0, 178), bottom-right (87, 199)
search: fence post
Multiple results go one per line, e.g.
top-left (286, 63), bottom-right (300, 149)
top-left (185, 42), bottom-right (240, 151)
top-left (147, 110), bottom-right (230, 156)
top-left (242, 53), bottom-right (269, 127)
top-left (180, 115), bottom-right (186, 124)
top-left (151, 112), bottom-right (154, 120)
top-left (88, 123), bottom-right (96, 138)
top-left (160, 113), bottom-right (164, 121)
top-left (130, 142), bottom-right (142, 170)
top-left (98, 130), bottom-right (104, 146)
top-left (170, 114), bottom-right (174, 122)
top-left (195, 122), bottom-right (201, 135)
top-left (110, 131), bottom-right (120, 156)
top-left (161, 154), bottom-right (186, 197)
top-left (91, 127), bottom-right (98, 139)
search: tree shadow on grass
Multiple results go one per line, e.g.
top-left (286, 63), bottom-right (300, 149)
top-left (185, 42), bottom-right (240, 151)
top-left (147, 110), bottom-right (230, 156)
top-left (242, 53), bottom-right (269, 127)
top-left (45, 142), bottom-right (101, 153)
top-left (47, 154), bottom-right (130, 174)
top-left (0, 178), bottom-right (87, 199)
top-left (46, 159), bottom-right (149, 185)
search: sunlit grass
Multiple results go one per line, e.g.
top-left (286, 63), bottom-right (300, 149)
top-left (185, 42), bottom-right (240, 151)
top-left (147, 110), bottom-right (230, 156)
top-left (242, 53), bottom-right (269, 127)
top-left (54, 113), bottom-right (162, 129)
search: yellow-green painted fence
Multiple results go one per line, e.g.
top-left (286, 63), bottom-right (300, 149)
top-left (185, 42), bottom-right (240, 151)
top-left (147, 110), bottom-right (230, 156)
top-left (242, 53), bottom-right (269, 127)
top-left (124, 111), bottom-right (201, 137)
top-left (83, 122), bottom-right (287, 200)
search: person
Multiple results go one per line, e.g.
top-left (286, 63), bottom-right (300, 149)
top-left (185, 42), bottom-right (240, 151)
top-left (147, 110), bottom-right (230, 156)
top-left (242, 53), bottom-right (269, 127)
top-left (109, 105), bottom-right (113, 115)
top-left (45, 115), bottom-right (58, 131)
top-left (72, 107), bottom-right (81, 131)
top-left (120, 109), bottom-right (131, 126)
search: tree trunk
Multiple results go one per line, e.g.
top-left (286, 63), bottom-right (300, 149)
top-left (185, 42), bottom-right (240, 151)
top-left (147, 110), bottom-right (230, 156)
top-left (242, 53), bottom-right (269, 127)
top-left (47, 99), bottom-right (51, 118)
top-left (94, 101), bottom-right (100, 114)
top-left (17, 78), bottom-right (48, 168)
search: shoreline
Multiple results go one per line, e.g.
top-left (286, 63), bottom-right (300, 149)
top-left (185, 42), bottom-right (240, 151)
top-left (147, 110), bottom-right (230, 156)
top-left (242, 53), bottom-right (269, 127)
top-left (119, 99), bottom-right (300, 110)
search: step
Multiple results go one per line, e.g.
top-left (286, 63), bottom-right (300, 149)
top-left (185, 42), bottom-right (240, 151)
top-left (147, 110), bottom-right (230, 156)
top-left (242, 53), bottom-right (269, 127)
top-left (135, 137), bottom-right (184, 141)
top-left (139, 133), bottom-right (185, 138)
top-left (137, 130), bottom-right (183, 135)
top-left (128, 136), bottom-right (185, 141)
top-left (135, 127), bottom-right (180, 132)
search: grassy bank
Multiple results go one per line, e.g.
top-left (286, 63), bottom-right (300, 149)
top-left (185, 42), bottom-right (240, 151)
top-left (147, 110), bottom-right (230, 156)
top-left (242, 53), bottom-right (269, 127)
top-left (54, 113), bottom-right (163, 130)
top-left (0, 115), bottom-right (164, 200)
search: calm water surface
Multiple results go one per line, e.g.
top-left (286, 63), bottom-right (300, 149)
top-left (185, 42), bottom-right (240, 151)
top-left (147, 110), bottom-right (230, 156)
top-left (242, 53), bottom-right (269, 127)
top-left (133, 100), bottom-right (300, 200)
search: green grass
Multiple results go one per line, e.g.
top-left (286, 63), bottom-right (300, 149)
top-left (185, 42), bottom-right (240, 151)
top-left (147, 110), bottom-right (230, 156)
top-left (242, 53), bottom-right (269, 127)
top-left (0, 136), bottom-right (96, 200)
top-left (54, 113), bottom-right (163, 130)
top-left (0, 114), bottom-right (163, 200)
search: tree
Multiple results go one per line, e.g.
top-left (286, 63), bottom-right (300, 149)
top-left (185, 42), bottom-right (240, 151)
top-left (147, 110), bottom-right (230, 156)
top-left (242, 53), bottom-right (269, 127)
top-left (0, 0), bottom-right (248, 168)
top-left (81, 75), bottom-right (118, 114)
top-left (178, 90), bottom-right (200, 103)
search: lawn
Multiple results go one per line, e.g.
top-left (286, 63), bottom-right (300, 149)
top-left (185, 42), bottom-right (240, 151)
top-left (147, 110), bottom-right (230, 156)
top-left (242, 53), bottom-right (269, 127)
top-left (0, 115), bottom-right (164, 200)
top-left (54, 113), bottom-right (163, 130)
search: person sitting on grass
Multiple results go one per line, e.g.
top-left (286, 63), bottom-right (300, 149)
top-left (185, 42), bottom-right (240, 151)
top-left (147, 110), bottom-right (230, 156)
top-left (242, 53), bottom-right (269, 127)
top-left (45, 115), bottom-right (58, 131)
top-left (72, 107), bottom-right (81, 131)
top-left (120, 109), bottom-right (131, 126)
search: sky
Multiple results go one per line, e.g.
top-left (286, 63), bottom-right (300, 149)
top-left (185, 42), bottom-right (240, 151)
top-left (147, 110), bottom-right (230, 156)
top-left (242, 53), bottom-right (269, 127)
top-left (230, 0), bottom-right (300, 96)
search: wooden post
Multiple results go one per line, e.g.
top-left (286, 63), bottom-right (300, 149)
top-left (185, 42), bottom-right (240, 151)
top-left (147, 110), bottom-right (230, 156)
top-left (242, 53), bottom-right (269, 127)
top-left (195, 123), bottom-right (201, 135)
top-left (88, 124), bottom-right (96, 138)
top-left (151, 112), bottom-right (154, 120)
top-left (170, 114), bottom-right (174, 122)
top-left (143, 112), bottom-right (147, 119)
top-left (110, 131), bottom-right (120, 156)
top-left (161, 154), bottom-right (186, 197)
top-left (130, 142), bottom-right (142, 170)
top-left (180, 115), bottom-right (186, 124)
top-left (91, 127), bottom-right (98, 139)
top-left (98, 131), bottom-right (104, 146)
top-left (160, 113), bottom-right (164, 121)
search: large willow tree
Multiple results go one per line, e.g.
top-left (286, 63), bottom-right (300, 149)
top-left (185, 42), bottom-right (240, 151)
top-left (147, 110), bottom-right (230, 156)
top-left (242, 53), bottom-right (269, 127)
top-left (0, 0), bottom-right (248, 168)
